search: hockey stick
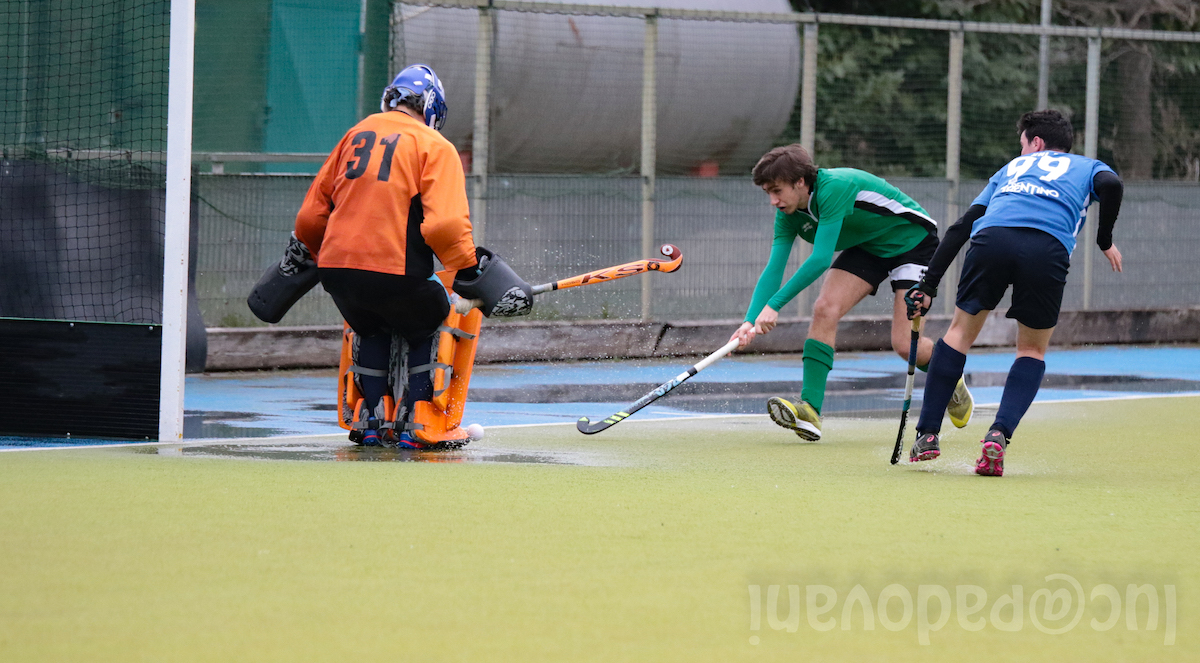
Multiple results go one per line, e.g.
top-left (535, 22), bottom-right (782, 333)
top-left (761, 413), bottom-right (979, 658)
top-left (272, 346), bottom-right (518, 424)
top-left (455, 244), bottom-right (682, 314)
top-left (576, 338), bottom-right (740, 435)
top-left (889, 315), bottom-right (923, 465)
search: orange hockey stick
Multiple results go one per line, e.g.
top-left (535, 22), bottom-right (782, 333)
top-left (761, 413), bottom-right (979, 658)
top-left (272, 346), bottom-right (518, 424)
top-left (454, 243), bottom-right (682, 314)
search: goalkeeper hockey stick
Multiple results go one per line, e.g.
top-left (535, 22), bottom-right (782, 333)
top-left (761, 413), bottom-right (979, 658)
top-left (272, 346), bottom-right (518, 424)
top-left (576, 338), bottom-right (740, 435)
top-left (455, 244), bottom-right (682, 314)
top-left (889, 316), bottom-right (923, 465)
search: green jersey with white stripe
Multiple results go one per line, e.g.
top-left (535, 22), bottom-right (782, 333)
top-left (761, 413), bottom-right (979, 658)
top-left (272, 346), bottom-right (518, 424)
top-left (745, 168), bottom-right (936, 322)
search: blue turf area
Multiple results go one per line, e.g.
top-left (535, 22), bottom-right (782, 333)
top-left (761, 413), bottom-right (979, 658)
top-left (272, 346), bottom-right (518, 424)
top-left (3, 345), bottom-right (1199, 448)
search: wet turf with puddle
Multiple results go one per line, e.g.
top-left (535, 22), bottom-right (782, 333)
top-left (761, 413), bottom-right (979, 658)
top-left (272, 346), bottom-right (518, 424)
top-left (145, 440), bottom-right (612, 465)
top-left (5, 346), bottom-right (1200, 452)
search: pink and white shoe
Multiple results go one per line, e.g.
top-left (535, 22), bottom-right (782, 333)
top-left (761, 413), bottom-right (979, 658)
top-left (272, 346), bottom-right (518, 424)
top-left (909, 432), bottom-right (941, 462)
top-left (975, 430), bottom-right (1008, 476)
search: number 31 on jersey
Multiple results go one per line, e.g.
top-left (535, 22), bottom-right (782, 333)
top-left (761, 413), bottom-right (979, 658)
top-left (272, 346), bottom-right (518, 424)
top-left (345, 131), bottom-right (402, 181)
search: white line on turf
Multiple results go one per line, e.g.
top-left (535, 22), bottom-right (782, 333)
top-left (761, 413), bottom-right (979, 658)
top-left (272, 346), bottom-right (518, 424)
top-left (977, 390), bottom-right (1200, 408)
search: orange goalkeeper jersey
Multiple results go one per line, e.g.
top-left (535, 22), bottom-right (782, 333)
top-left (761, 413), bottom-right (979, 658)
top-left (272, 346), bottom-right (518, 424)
top-left (293, 110), bottom-right (477, 278)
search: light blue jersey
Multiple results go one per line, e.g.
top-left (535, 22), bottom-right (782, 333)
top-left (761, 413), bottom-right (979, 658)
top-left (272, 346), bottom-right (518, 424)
top-left (971, 151), bottom-right (1115, 255)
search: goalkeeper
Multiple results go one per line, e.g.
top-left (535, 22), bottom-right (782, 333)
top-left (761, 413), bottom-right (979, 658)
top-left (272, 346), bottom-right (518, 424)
top-left (730, 144), bottom-right (973, 441)
top-left (292, 64), bottom-right (525, 448)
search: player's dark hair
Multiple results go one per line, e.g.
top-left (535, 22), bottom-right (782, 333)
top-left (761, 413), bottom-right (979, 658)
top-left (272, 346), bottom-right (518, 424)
top-left (752, 144), bottom-right (818, 188)
top-left (382, 87), bottom-right (424, 115)
top-left (1017, 109), bottom-right (1073, 152)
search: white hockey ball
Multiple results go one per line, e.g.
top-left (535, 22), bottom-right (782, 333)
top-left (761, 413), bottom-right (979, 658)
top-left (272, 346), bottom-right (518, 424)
top-left (466, 423), bottom-right (485, 440)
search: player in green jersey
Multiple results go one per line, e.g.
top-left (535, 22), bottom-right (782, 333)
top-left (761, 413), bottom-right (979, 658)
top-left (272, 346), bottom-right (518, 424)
top-left (730, 144), bottom-right (972, 441)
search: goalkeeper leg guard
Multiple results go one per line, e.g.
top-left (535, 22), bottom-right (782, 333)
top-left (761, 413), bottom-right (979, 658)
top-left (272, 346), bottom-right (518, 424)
top-left (405, 307), bottom-right (483, 447)
top-left (338, 324), bottom-right (409, 445)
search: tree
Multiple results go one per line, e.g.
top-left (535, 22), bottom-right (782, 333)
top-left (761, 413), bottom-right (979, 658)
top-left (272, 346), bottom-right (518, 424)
top-left (1057, 1), bottom-right (1199, 179)
top-left (784, 0), bottom-right (1200, 180)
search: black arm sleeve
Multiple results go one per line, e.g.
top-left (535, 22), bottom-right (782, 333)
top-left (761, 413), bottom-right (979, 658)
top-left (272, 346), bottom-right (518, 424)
top-left (922, 204), bottom-right (987, 291)
top-left (1092, 170), bottom-right (1124, 251)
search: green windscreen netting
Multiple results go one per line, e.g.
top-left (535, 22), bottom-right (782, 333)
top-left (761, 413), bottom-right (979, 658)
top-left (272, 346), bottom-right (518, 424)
top-left (0, 0), bottom-right (175, 440)
top-left (1, 0), bottom-right (169, 324)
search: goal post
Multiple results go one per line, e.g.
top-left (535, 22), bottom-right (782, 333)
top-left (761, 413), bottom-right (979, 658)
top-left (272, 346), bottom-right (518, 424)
top-left (160, 0), bottom-right (196, 442)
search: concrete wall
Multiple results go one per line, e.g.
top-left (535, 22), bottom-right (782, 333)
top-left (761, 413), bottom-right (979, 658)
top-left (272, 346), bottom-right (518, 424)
top-left (204, 307), bottom-right (1200, 371)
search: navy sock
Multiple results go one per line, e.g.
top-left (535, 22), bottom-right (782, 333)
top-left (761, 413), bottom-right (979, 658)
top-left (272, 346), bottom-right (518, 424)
top-left (992, 356), bottom-right (1046, 439)
top-left (357, 334), bottom-right (391, 417)
top-left (406, 334), bottom-right (436, 411)
top-left (915, 339), bottom-right (967, 435)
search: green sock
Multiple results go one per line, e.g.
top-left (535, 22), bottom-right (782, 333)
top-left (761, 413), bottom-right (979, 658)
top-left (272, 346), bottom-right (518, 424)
top-left (918, 363), bottom-right (929, 372)
top-left (801, 338), bottom-right (835, 414)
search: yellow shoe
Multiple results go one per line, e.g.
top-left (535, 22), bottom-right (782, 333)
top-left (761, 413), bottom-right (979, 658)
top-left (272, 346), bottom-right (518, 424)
top-left (767, 397), bottom-right (822, 441)
top-left (948, 377), bottom-right (974, 428)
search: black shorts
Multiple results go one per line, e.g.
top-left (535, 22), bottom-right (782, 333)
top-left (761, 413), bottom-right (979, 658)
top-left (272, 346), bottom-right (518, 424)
top-left (318, 268), bottom-right (450, 341)
top-left (955, 226), bottom-right (1070, 330)
top-left (831, 232), bottom-right (938, 296)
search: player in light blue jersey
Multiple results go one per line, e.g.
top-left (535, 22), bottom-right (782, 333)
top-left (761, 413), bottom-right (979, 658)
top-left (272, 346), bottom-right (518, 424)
top-left (969, 146), bottom-right (1115, 256)
top-left (903, 110), bottom-right (1125, 476)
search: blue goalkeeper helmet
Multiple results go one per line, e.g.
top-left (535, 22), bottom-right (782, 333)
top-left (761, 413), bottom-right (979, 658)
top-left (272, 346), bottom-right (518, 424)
top-left (380, 64), bottom-right (448, 131)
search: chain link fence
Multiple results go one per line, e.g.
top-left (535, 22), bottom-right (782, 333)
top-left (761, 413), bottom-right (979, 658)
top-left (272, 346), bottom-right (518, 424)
top-left (187, 1), bottom-right (1200, 327)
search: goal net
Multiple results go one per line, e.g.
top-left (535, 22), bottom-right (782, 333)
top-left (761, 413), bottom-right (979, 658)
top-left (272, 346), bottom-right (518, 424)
top-left (0, 0), bottom-right (195, 441)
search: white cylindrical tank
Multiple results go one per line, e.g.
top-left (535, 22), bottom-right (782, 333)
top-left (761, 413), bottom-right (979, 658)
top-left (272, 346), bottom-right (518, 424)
top-left (393, 0), bottom-right (800, 174)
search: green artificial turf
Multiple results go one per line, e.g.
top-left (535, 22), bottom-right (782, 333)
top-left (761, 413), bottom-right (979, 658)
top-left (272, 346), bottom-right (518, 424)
top-left (0, 396), bottom-right (1196, 661)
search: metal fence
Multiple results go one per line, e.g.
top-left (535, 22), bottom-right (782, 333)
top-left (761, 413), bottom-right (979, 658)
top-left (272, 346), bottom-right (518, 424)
top-left (192, 1), bottom-right (1200, 327)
